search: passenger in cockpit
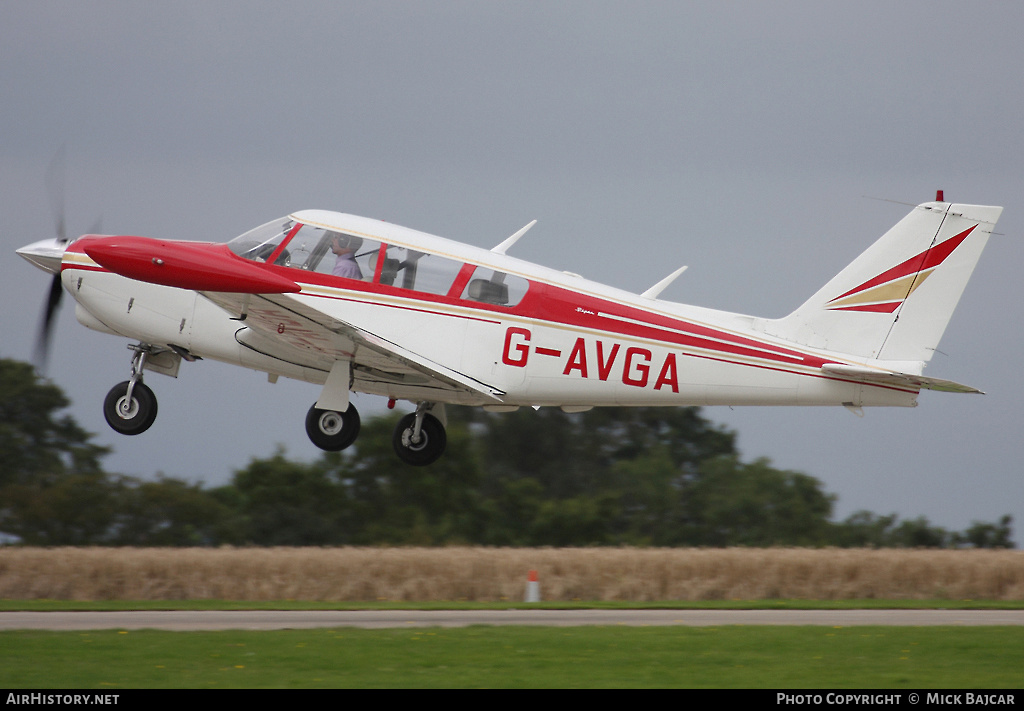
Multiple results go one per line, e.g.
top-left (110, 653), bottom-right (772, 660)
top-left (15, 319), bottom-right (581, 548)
top-left (328, 232), bottom-right (363, 280)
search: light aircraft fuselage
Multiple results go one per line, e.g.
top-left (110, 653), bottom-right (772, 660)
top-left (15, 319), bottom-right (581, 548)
top-left (18, 198), bottom-right (1003, 464)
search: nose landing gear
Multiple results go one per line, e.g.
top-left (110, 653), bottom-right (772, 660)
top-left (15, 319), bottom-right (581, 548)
top-left (103, 346), bottom-right (158, 435)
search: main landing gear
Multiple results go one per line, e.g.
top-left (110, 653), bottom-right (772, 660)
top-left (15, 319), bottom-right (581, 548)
top-left (392, 402), bottom-right (446, 466)
top-left (103, 346), bottom-right (158, 435)
top-left (304, 399), bottom-right (447, 466)
top-left (305, 402), bottom-right (361, 451)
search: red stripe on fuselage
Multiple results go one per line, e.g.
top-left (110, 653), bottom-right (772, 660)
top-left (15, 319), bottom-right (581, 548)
top-left (63, 241), bottom-right (842, 379)
top-left (288, 268), bottom-right (832, 372)
top-left (521, 282), bottom-right (826, 368)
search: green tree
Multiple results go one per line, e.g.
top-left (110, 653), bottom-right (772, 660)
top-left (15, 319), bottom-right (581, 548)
top-left (607, 445), bottom-right (678, 544)
top-left (2, 472), bottom-right (121, 544)
top-left (0, 360), bottom-right (108, 488)
top-left (227, 450), bottom-right (352, 545)
top-left (682, 455), bottom-right (836, 546)
top-left (831, 511), bottom-right (1016, 549)
top-left (0, 358), bottom-right (237, 545)
top-left (888, 516), bottom-right (951, 548)
top-left (322, 411), bottom-right (486, 544)
top-left (465, 406), bottom-right (735, 501)
top-left (956, 515), bottom-right (1014, 549)
top-left (831, 510), bottom-right (900, 547)
top-left (2, 356), bottom-right (1013, 549)
top-left (112, 476), bottom-right (237, 546)
top-left (0, 360), bottom-right (115, 543)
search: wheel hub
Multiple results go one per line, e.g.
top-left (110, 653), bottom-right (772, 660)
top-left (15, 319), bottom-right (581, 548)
top-left (116, 396), bottom-right (139, 420)
top-left (318, 411), bottom-right (343, 436)
top-left (402, 428), bottom-right (427, 450)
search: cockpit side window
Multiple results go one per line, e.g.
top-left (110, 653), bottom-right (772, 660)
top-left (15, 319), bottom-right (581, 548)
top-left (254, 224), bottom-right (381, 282)
top-left (378, 246), bottom-right (464, 296)
top-left (309, 231), bottom-right (382, 280)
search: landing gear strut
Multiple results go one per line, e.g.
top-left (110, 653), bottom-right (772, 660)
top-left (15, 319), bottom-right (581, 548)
top-left (392, 402), bottom-right (446, 466)
top-left (103, 346), bottom-right (158, 435)
top-left (305, 402), bottom-right (361, 451)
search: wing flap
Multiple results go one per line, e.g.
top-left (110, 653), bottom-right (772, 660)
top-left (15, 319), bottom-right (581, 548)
top-left (202, 290), bottom-right (505, 401)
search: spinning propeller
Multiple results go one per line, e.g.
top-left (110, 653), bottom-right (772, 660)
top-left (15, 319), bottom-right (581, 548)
top-left (22, 148), bottom-right (100, 370)
top-left (35, 253), bottom-right (65, 369)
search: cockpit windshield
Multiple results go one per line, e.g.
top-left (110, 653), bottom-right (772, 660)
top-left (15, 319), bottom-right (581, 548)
top-left (227, 218), bottom-right (297, 263)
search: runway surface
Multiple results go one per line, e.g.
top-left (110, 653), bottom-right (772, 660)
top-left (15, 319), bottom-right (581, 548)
top-left (3, 609), bottom-right (1024, 631)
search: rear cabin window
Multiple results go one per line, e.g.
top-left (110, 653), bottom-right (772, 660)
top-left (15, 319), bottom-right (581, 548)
top-left (460, 267), bottom-right (529, 307)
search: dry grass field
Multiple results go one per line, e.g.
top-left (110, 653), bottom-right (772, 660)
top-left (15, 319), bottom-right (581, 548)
top-left (1, 547), bottom-right (1022, 601)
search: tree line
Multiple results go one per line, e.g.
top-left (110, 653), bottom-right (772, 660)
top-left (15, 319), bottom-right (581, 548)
top-left (0, 358), bottom-right (1013, 548)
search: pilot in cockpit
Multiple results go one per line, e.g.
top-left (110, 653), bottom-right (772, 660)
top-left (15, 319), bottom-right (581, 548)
top-left (328, 232), bottom-right (363, 280)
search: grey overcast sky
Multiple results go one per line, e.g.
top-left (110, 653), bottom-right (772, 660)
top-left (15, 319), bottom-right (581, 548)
top-left (3, 1), bottom-right (1022, 533)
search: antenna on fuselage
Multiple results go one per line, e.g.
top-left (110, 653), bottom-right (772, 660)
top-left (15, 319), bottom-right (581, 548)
top-left (491, 220), bottom-right (537, 255)
top-left (641, 265), bottom-right (688, 299)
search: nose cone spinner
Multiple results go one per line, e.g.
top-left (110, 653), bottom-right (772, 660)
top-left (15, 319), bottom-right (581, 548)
top-left (17, 238), bottom-right (67, 275)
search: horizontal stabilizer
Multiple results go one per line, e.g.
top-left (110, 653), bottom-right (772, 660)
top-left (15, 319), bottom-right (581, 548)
top-left (821, 363), bottom-right (982, 394)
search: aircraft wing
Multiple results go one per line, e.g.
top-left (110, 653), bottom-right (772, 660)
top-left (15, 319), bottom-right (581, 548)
top-left (75, 235), bottom-right (504, 401)
top-left (202, 290), bottom-right (506, 401)
top-left (820, 363), bottom-right (983, 394)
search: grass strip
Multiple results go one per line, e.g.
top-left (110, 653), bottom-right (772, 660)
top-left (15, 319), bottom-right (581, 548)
top-left (1, 626), bottom-right (1021, 688)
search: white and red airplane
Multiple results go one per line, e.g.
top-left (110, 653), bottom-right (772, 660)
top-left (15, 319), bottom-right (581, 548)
top-left (17, 194), bottom-right (1002, 465)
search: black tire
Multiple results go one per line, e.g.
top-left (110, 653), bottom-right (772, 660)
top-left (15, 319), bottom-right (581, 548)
top-left (103, 380), bottom-right (158, 436)
top-left (392, 413), bottom-right (446, 466)
top-left (305, 402), bottom-right (361, 451)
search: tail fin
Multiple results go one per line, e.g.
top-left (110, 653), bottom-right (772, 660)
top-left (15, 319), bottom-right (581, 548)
top-left (763, 200), bottom-right (1002, 362)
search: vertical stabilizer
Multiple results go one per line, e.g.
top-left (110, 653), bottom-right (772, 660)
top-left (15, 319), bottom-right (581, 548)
top-left (762, 201), bottom-right (1002, 362)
